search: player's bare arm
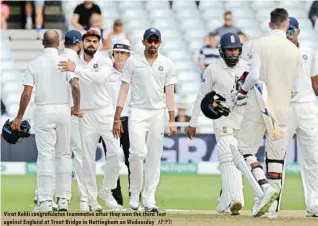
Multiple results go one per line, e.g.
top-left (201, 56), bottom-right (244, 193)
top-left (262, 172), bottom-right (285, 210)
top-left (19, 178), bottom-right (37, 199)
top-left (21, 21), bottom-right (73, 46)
top-left (311, 75), bottom-right (318, 96)
top-left (69, 77), bottom-right (83, 118)
top-left (113, 82), bottom-right (130, 138)
top-left (11, 85), bottom-right (33, 131)
top-left (165, 84), bottom-right (176, 136)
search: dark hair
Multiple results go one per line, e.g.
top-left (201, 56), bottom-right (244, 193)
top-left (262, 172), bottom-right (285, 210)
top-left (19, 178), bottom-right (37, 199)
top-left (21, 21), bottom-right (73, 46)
top-left (224, 11), bottom-right (232, 17)
top-left (207, 32), bottom-right (217, 38)
top-left (237, 31), bottom-right (246, 37)
top-left (270, 8), bottom-right (288, 26)
top-left (64, 43), bottom-right (79, 49)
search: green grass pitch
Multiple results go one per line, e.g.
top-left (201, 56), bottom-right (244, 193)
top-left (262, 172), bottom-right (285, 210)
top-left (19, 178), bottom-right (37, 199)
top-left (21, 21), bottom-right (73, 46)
top-left (1, 174), bottom-right (305, 212)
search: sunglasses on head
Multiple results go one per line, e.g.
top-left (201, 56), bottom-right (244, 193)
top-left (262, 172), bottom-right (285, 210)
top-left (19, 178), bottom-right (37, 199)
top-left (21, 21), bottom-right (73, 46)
top-left (287, 28), bottom-right (296, 36)
top-left (147, 38), bottom-right (160, 44)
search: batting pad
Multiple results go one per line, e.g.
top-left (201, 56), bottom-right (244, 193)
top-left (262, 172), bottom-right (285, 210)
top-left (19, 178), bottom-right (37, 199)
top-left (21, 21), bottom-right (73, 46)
top-left (230, 144), bottom-right (264, 198)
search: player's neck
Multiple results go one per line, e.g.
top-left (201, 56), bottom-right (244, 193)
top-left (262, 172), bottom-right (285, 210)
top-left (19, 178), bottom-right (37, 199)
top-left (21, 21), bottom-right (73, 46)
top-left (144, 51), bottom-right (158, 65)
top-left (84, 54), bottom-right (94, 63)
top-left (113, 62), bottom-right (124, 72)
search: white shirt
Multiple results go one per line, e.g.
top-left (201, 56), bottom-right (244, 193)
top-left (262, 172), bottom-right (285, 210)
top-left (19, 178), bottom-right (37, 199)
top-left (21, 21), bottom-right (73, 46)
top-left (108, 67), bottom-right (130, 116)
top-left (189, 59), bottom-right (250, 129)
top-left (122, 53), bottom-right (177, 109)
top-left (60, 48), bottom-right (80, 107)
top-left (292, 47), bottom-right (318, 103)
top-left (74, 54), bottom-right (113, 110)
top-left (23, 48), bottom-right (76, 106)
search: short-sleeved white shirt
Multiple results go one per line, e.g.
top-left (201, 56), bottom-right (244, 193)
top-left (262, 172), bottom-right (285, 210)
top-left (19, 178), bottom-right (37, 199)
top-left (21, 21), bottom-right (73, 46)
top-left (122, 53), bottom-right (177, 109)
top-left (108, 67), bottom-right (130, 116)
top-left (292, 47), bottom-right (318, 103)
top-left (23, 48), bottom-right (76, 106)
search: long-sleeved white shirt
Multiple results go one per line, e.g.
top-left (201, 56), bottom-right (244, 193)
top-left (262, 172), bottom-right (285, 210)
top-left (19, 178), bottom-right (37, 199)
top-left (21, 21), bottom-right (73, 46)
top-left (23, 48), bottom-right (76, 106)
top-left (189, 58), bottom-right (249, 129)
top-left (74, 55), bottom-right (113, 110)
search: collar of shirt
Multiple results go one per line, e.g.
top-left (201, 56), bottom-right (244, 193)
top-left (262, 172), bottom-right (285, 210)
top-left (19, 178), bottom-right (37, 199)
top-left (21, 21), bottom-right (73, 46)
top-left (221, 58), bottom-right (240, 70)
top-left (269, 29), bottom-right (286, 38)
top-left (43, 48), bottom-right (58, 55)
top-left (63, 48), bottom-right (79, 59)
top-left (112, 66), bottom-right (122, 74)
top-left (79, 55), bottom-right (98, 66)
top-left (141, 52), bottom-right (164, 65)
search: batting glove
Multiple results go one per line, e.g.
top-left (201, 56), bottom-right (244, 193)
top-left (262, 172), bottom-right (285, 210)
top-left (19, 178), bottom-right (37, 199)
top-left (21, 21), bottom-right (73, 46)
top-left (231, 89), bottom-right (248, 106)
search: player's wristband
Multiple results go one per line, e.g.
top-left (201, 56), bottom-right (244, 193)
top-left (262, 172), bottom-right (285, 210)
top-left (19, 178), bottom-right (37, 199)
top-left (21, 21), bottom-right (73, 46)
top-left (114, 120), bottom-right (121, 123)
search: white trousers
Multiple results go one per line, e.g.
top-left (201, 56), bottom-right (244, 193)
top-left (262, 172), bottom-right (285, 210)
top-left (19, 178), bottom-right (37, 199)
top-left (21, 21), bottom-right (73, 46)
top-left (288, 101), bottom-right (318, 208)
top-left (34, 104), bottom-right (72, 202)
top-left (128, 108), bottom-right (165, 206)
top-left (79, 106), bottom-right (121, 205)
top-left (71, 116), bottom-right (88, 202)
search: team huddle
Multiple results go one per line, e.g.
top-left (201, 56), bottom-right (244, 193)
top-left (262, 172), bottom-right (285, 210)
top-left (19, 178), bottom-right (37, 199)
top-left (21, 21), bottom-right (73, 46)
top-left (8, 7), bottom-right (318, 218)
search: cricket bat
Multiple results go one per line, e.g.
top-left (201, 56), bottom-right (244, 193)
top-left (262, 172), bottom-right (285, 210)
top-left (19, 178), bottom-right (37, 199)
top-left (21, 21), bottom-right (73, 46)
top-left (254, 82), bottom-right (282, 140)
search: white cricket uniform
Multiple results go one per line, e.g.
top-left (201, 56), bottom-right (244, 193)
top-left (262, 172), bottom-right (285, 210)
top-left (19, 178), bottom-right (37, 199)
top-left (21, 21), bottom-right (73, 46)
top-left (288, 47), bottom-right (318, 209)
top-left (23, 48), bottom-right (75, 202)
top-left (236, 30), bottom-right (300, 210)
top-left (190, 58), bottom-right (249, 212)
top-left (74, 54), bottom-right (121, 206)
top-left (122, 53), bottom-right (177, 206)
top-left (60, 48), bottom-right (88, 203)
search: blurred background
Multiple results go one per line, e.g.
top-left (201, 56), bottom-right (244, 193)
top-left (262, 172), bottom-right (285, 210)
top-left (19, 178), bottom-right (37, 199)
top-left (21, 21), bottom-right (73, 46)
top-left (1, 0), bottom-right (317, 175)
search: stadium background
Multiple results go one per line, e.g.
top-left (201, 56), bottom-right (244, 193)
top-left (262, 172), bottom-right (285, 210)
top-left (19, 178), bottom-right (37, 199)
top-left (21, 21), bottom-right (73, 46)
top-left (1, 0), bottom-right (318, 213)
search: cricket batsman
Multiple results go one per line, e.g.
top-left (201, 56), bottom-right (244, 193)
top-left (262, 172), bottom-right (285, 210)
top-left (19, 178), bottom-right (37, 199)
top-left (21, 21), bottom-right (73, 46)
top-left (265, 17), bottom-right (318, 218)
top-left (58, 30), bottom-right (122, 211)
top-left (113, 28), bottom-right (177, 212)
top-left (12, 30), bottom-right (82, 212)
top-left (230, 8), bottom-right (301, 217)
top-left (187, 32), bottom-right (249, 215)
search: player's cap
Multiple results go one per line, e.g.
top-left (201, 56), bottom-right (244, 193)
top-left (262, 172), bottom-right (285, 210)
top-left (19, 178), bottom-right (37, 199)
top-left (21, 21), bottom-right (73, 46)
top-left (289, 17), bottom-right (299, 29)
top-left (109, 39), bottom-right (133, 53)
top-left (143, 28), bottom-right (161, 40)
top-left (82, 29), bottom-right (101, 41)
top-left (64, 30), bottom-right (82, 44)
top-left (219, 32), bottom-right (241, 49)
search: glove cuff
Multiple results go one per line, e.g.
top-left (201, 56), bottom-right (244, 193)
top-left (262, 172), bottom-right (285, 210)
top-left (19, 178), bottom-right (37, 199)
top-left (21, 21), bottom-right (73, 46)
top-left (238, 88), bottom-right (248, 95)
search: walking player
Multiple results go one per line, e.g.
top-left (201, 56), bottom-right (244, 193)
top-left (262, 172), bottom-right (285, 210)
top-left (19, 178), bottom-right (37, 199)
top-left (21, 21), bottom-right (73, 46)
top-left (101, 39), bottom-right (132, 206)
top-left (113, 28), bottom-right (177, 212)
top-left (58, 29), bottom-right (122, 211)
top-left (266, 17), bottom-right (318, 218)
top-left (187, 32), bottom-right (249, 215)
top-left (230, 8), bottom-right (301, 217)
top-left (12, 30), bottom-right (82, 212)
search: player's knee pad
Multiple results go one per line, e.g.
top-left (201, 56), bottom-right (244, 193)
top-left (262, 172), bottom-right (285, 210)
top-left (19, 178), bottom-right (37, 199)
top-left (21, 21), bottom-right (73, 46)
top-left (265, 157), bottom-right (284, 190)
top-left (217, 136), bottom-right (238, 164)
top-left (244, 154), bottom-right (268, 186)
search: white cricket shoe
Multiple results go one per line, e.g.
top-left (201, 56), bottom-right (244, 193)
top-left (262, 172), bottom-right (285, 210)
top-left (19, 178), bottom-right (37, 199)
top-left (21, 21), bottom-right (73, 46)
top-left (144, 203), bottom-right (159, 212)
top-left (80, 201), bottom-right (90, 212)
top-left (99, 189), bottom-right (122, 210)
top-left (129, 194), bottom-right (140, 211)
top-left (89, 202), bottom-right (103, 212)
top-left (34, 201), bottom-right (53, 212)
top-left (57, 198), bottom-right (69, 211)
top-left (306, 206), bottom-right (318, 217)
top-left (230, 200), bottom-right (242, 216)
top-left (262, 200), bottom-right (278, 219)
top-left (251, 186), bottom-right (279, 217)
top-left (52, 200), bottom-right (58, 211)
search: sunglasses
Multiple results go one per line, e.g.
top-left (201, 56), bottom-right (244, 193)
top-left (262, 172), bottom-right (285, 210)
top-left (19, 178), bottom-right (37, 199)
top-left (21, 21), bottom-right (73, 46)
top-left (287, 28), bottom-right (296, 36)
top-left (147, 38), bottom-right (160, 44)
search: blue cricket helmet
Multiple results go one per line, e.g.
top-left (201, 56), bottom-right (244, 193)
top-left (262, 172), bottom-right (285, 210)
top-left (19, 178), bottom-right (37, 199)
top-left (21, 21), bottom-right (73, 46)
top-left (2, 119), bottom-right (31, 144)
top-left (219, 32), bottom-right (242, 67)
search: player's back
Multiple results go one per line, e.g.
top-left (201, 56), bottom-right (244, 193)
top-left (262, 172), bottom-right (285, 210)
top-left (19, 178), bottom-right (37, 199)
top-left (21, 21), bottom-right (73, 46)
top-left (28, 49), bottom-right (70, 105)
top-left (254, 32), bottom-right (300, 118)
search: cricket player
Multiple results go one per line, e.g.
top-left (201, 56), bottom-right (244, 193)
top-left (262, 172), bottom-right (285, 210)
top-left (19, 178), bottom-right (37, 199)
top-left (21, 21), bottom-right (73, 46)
top-left (11, 30), bottom-right (82, 212)
top-left (187, 32), bottom-right (249, 215)
top-left (113, 28), bottom-right (177, 212)
top-left (230, 8), bottom-right (301, 217)
top-left (58, 29), bottom-right (122, 211)
top-left (60, 30), bottom-right (89, 211)
top-left (265, 17), bottom-right (318, 218)
top-left (100, 39), bottom-right (132, 206)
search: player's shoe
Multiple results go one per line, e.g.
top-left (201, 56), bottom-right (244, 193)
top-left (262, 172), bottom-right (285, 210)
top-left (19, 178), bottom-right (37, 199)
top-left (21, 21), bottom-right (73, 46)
top-left (251, 186), bottom-right (279, 217)
top-left (144, 203), bottom-right (159, 213)
top-left (80, 201), bottom-right (90, 212)
top-left (89, 202), bottom-right (103, 212)
top-left (99, 189), bottom-right (122, 210)
top-left (57, 198), bottom-right (69, 211)
top-left (34, 201), bottom-right (53, 213)
top-left (262, 200), bottom-right (278, 219)
top-left (52, 200), bottom-right (58, 211)
top-left (129, 194), bottom-right (140, 211)
top-left (230, 200), bottom-right (242, 216)
top-left (306, 206), bottom-right (318, 217)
